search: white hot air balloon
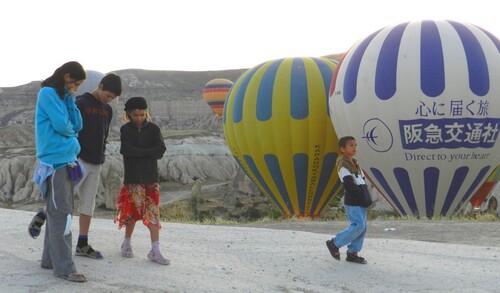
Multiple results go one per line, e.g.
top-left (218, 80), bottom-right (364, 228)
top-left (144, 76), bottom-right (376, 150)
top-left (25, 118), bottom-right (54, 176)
top-left (329, 20), bottom-right (500, 218)
top-left (75, 70), bottom-right (105, 96)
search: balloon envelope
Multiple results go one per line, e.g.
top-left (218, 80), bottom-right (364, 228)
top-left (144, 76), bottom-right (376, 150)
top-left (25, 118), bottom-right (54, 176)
top-left (329, 20), bottom-right (500, 218)
top-left (224, 57), bottom-right (341, 217)
top-left (203, 78), bottom-right (233, 118)
top-left (469, 165), bottom-right (500, 208)
top-left (76, 70), bottom-right (104, 96)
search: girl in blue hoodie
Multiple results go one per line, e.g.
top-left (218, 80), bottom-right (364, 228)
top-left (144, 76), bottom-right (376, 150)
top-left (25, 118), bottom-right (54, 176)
top-left (32, 61), bottom-right (88, 282)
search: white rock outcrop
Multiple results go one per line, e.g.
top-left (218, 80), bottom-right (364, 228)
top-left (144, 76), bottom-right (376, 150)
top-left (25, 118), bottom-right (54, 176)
top-left (1, 136), bottom-right (239, 210)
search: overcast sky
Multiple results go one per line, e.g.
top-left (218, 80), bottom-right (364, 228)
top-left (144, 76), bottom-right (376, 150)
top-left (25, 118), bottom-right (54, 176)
top-left (1, 0), bottom-right (498, 87)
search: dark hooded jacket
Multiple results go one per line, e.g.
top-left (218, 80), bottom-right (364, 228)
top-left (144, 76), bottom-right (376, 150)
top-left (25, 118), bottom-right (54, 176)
top-left (336, 155), bottom-right (372, 208)
top-left (120, 121), bottom-right (166, 184)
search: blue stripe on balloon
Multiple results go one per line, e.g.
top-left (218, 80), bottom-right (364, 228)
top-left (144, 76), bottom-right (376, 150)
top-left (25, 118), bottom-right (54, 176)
top-left (310, 152), bottom-right (338, 213)
top-left (293, 153), bottom-right (308, 215)
top-left (343, 29), bottom-right (382, 103)
top-left (370, 167), bottom-right (407, 216)
top-left (312, 58), bottom-right (334, 117)
top-left (243, 155), bottom-right (284, 212)
top-left (440, 166), bottom-right (468, 216)
top-left (393, 167), bottom-right (419, 216)
top-left (320, 179), bottom-right (343, 213)
top-left (423, 167), bottom-right (439, 219)
top-left (313, 180), bottom-right (342, 216)
top-left (448, 20), bottom-right (489, 96)
top-left (264, 154), bottom-right (295, 214)
top-left (478, 27), bottom-right (500, 52)
top-left (452, 166), bottom-right (491, 215)
top-left (421, 20), bottom-right (445, 97)
top-left (375, 22), bottom-right (407, 100)
top-left (290, 58), bottom-right (309, 120)
top-left (257, 59), bottom-right (283, 121)
top-left (230, 66), bottom-right (262, 123)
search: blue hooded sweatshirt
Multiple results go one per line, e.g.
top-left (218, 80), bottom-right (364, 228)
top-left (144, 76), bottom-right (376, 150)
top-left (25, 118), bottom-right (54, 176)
top-left (35, 87), bottom-right (83, 165)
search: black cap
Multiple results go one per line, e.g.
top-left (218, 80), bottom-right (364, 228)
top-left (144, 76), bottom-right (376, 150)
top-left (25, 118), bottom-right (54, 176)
top-left (124, 97), bottom-right (147, 111)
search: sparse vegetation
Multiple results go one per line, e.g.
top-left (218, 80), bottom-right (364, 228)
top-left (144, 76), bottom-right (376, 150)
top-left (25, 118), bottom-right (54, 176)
top-left (159, 191), bottom-right (499, 225)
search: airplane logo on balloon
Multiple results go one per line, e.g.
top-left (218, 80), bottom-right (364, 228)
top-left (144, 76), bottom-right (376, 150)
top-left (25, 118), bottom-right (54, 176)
top-left (363, 127), bottom-right (378, 144)
top-left (362, 118), bottom-right (393, 152)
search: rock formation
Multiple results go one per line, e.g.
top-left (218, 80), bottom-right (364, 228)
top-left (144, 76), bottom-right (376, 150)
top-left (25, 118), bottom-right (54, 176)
top-left (0, 136), bottom-right (239, 209)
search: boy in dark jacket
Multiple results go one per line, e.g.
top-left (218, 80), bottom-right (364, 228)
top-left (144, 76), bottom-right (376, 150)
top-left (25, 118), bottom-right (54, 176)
top-left (326, 136), bottom-right (372, 264)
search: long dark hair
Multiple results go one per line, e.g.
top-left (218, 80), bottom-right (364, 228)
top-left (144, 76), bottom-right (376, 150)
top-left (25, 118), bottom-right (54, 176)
top-left (41, 61), bottom-right (86, 98)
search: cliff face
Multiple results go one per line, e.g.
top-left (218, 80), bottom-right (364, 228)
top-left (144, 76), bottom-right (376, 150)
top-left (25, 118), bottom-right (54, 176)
top-left (0, 68), bottom-right (256, 207)
top-left (0, 68), bottom-right (247, 146)
top-left (0, 137), bottom-right (242, 209)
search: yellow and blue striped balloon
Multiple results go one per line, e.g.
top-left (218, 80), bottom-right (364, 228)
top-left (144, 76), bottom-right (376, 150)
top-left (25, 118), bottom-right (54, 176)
top-left (223, 57), bottom-right (341, 217)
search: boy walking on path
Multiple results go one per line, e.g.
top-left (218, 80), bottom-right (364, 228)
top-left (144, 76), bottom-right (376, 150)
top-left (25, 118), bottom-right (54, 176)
top-left (326, 136), bottom-right (372, 264)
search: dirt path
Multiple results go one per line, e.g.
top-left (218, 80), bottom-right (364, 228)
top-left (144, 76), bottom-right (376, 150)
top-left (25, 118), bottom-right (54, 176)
top-left (7, 183), bottom-right (499, 248)
top-left (239, 219), bottom-right (500, 247)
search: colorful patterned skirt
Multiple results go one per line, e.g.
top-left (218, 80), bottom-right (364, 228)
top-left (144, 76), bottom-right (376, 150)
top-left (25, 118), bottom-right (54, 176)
top-left (115, 183), bottom-right (161, 229)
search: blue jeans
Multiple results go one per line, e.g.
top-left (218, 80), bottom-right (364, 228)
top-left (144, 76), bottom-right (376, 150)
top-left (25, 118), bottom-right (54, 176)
top-left (332, 205), bottom-right (367, 254)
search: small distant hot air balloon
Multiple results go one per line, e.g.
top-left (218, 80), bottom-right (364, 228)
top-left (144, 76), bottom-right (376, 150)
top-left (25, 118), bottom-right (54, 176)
top-left (223, 57), bottom-right (341, 217)
top-left (329, 20), bottom-right (500, 218)
top-left (203, 78), bottom-right (234, 118)
top-left (469, 165), bottom-right (500, 209)
top-left (76, 70), bottom-right (105, 96)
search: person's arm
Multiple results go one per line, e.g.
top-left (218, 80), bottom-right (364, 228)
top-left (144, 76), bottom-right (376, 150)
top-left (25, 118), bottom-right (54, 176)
top-left (120, 129), bottom-right (149, 157)
top-left (339, 167), bottom-right (365, 197)
top-left (103, 105), bottom-right (112, 154)
top-left (120, 124), bottom-right (167, 158)
top-left (150, 126), bottom-right (166, 159)
top-left (342, 175), bottom-right (366, 197)
top-left (38, 88), bottom-right (79, 137)
top-left (119, 125), bottom-right (155, 157)
top-left (66, 94), bottom-right (83, 133)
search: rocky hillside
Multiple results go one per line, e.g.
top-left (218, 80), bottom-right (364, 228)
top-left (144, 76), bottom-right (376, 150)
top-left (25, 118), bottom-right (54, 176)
top-left (0, 136), bottom-right (242, 209)
top-left (0, 68), bottom-right (247, 146)
top-left (0, 63), bottom-right (398, 218)
top-left (0, 68), bottom-right (259, 210)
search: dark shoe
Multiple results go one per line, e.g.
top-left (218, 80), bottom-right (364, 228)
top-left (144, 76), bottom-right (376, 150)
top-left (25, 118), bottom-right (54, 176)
top-left (75, 245), bottom-right (103, 259)
top-left (60, 272), bottom-right (87, 283)
top-left (326, 239), bottom-right (340, 260)
top-left (41, 264), bottom-right (53, 270)
top-left (28, 212), bottom-right (46, 239)
top-left (346, 252), bottom-right (367, 264)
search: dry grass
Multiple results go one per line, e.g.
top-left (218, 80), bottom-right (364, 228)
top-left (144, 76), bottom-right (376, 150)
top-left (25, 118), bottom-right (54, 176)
top-left (160, 201), bottom-right (193, 222)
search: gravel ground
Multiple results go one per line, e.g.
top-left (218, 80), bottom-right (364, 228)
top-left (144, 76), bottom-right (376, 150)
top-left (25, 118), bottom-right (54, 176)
top-left (240, 219), bottom-right (500, 247)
